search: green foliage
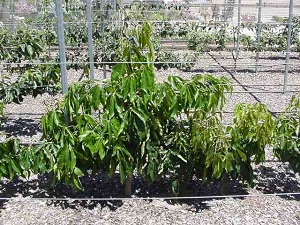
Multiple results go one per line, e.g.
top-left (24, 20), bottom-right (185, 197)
top-left (0, 139), bottom-right (25, 180)
top-left (0, 65), bottom-right (61, 104)
top-left (274, 93), bottom-right (300, 173)
top-left (179, 102), bottom-right (274, 192)
top-left (37, 21), bottom-right (277, 196)
top-left (155, 50), bottom-right (197, 71)
top-left (0, 137), bottom-right (56, 181)
top-left (0, 23), bottom-right (61, 105)
top-left (240, 16), bottom-right (300, 52)
top-left (0, 29), bottom-right (43, 65)
top-left (0, 139), bottom-right (32, 180)
top-left (40, 22), bottom-right (233, 192)
top-left (155, 22), bottom-right (192, 39)
top-left (187, 23), bottom-right (231, 52)
top-left (0, 103), bottom-right (4, 117)
top-left (229, 103), bottom-right (274, 183)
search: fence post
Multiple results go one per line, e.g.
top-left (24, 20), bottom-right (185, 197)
top-left (100, 0), bottom-right (107, 79)
top-left (234, 0), bottom-right (241, 71)
top-left (113, 0), bottom-right (116, 11)
top-left (86, 0), bottom-right (95, 81)
top-left (283, 0), bottom-right (294, 93)
top-left (236, 0), bottom-right (241, 51)
top-left (255, 0), bottom-right (262, 73)
top-left (9, 0), bottom-right (15, 34)
top-left (55, 0), bottom-right (68, 94)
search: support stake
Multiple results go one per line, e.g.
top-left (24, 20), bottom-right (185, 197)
top-left (255, 0), bottom-right (263, 73)
top-left (283, 0), bottom-right (294, 93)
top-left (86, 0), bottom-right (95, 81)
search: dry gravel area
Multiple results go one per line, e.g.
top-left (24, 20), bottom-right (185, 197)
top-left (0, 51), bottom-right (300, 224)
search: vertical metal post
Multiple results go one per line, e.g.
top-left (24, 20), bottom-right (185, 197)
top-left (113, 0), bottom-right (116, 11)
top-left (86, 0), bottom-right (95, 81)
top-left (237, 0), bottom-right (241, 52)
top-left (233, 0), bottom-right (241, 71)
top-left (255, 0), bottom-right (262, 73)
top-left (9, 0), bottom-right (15, 33)
top-left (283, 0), bottom-right (294, 93)
top-left (223, 0), bottom-right (227, 22)
top-left (55, 0), bottom-right (68, 94)
top-left (100, 0), bottom-right (107, 79)
top-left (106, 0), bottom-right (110, 21)
top-left (100, 0), bottom-right (104, 32)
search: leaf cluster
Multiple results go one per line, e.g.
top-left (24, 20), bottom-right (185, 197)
top-left (187, 22), bottom-right (231, 52)
top-left (0, 138), bottom-right (51, 180)
top-left (240, 16), bottom-right (300, 52)
top-left (0, 65), bottom-right (61, 104)
top-left (274, 93), bottom-right (300, 173)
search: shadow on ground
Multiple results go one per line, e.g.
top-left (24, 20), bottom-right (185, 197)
top-left (253, 163), bottom-right (300, 200)
top-left (1, 162), bottom-right (299, 212)
top-left (0, 118), bottom-right (41, 137)
top-left (0, 172), bottom-right (250, 212)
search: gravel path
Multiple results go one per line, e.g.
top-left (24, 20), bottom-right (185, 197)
top-left (0, 51), bottom-right (300, 224)
top-left (0, 194), bottom-right (299, 225)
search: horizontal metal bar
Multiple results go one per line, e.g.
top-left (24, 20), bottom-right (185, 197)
top-left (0, 192), bottom-right (299, 201)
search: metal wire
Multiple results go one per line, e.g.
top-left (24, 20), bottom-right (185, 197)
top-left (0, 19), bottom-right (295, 26)
top-left (0, 82), bottom-right (298, 93)
top-left (0, 192), bottom-right (299, 201)
top-left (4, 2), bottom-right (299, 16)
top-left (0, 84), bottom-right (297, 90)
top-left (0, 85), bottom-right (59, 89)
top-left (2, 111), bottom-right (295, 119)
top-left (0, 61), bottom-right (299, 66)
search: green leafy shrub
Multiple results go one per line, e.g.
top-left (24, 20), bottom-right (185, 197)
top-left (240, 16), bottom-right (300, 52)
top-left (0, 139), bottom-right (32, 179)
top-left (39, 22), bottom-right (276, 197)
top-left (229, 103), bottom-right (274, 183)
top-left (187, 23), bottom-right (231, 52)
top-left (0, 65), bottom-right (61, 104)
top-left (155, 50), bottom-right (197, 71)
top-left (40, 22), bottom-right (233, 195)
top-left (274, 93), bottom-right (300, 173)
top-left (168, 102), bottom-right (274, 195)
top-left (0, 24), bottom-right (61, 105)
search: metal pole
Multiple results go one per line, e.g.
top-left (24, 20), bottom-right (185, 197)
top-left (234, 0), bottom-right (241, 71)
top-left (223, 0), bottom-right (227, 22)
top-left (106, 0), bottom-right (110, 21)
top-left (255, 0), bottom-right (262, 73)
top-left (113, 0), bottom-right (116, 11)
top-left (100, 0), bottom-right (106, 79)
top-left (9, 0), bottom-right (15, 34)
top-left (55, 0), bottom-right (68, 94)
top-left (86, 0), bottom-right (95, 81)
top-left (283, 0), bottom-right (294, 93)
top-left (237, 0), bottom-right (241, 52)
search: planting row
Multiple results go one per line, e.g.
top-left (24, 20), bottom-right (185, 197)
top-left (0, 23), bottom-right (299, 196)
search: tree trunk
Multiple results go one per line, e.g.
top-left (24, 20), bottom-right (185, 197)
top-left (221, 173), bottom-right (230, 195)
top-left (103, 64), bottom-right (107, 79)
top-left (124, 175), bottom-right (132, 197)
